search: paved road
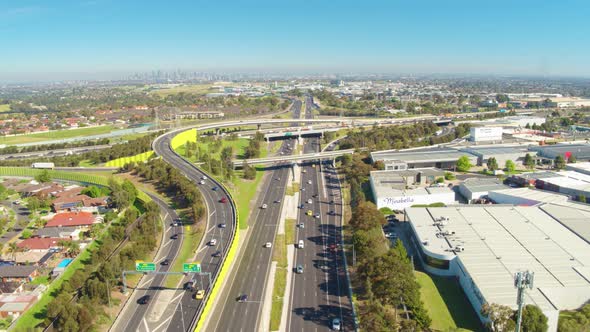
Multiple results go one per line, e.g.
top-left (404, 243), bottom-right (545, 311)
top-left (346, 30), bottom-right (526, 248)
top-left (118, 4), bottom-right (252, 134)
top-left (209, 100), bottom-right (301, 331)
top-left (287, 97), bottom-right (354, 331)
top-left (111, 192), bottom-right (183, 332)
top-left (0, 144), bottom-right (112, 160)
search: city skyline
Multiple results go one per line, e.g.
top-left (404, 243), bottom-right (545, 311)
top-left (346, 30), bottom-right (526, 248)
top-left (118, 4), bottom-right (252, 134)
top-left (1, 0), bottom-right (589, 81)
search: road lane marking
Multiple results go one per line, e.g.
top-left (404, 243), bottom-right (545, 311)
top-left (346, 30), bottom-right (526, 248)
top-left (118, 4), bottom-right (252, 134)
top-left (142, 318), bottom-right (150, 332)
top-left (152, 315), bottom-right (173, 332)
top-left (138, 276), bottom-right (154, 289)
top-left (196, 246), bottom-right (208, 254)
top-left (209, 210), bottom-right (216, 217)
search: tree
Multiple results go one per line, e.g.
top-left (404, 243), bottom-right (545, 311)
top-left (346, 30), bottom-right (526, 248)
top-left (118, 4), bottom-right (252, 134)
top-left (242, 162), bottom-right (256, 180)
top-left (349, 201), bottom-right (386, 231)
top-left (456, 156), bottom-right (472, 172)
top-left (505, 160), bottom-right (516, 173)
top-left (521, 305), bottom-right (548, 332)
top-left (34, 170), bottom-right (51, 183)
top-left (580, 195), bottom-right (587, 203)
top-left (7, 242), bottom-right (19, 261)
top-left (524, 153), bottom-right (535, 170)
top-left (568, 154), bottom-right (577, 163)
top-left (487, 157), bottom-right (499, 171)
top-left (27, 197), bottom-right (40, 213)
top-left (481, 303), bottom-right (515, 332)
top-left (554, 155), bottom-right (566, 170)
top-left (21, 229), bottom-right (32, 239)
top-left (444, 172), bottom-right (456, 180)
top-left (436, 177), bottom-right (445, 183)
top-left (379, 207), bottom-right (394, 216)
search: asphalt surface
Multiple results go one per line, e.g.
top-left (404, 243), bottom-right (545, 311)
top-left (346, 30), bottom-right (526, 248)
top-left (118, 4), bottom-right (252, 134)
top-left (209, 100), bottom-right (301, 332)
top-left (287, 97), bottom-right (354, 331)
top-left (111, 192), bottom-right (183, 332)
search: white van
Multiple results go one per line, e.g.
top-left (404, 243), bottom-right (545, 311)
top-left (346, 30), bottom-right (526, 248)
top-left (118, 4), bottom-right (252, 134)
top-left (298, 240), bottom-right (304, 249)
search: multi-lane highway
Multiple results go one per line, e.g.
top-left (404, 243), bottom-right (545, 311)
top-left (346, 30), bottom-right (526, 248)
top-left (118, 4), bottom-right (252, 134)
top-left (287, 97), bottom-right (354, 331)
top-left (209, 100), bottom-right (301, 331)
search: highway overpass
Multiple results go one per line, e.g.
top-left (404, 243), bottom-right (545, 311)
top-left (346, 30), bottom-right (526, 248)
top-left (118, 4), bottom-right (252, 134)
top-left (232, 148), bottom-right (357, 168)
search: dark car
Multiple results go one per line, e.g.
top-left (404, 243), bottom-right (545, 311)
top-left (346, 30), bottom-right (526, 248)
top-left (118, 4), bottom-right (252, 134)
top-left (212, 250), bottom-right (222, 258)
top-left (184, 281), bottom-right (194, 291)
top-left (138, 295), bottom-right (151, 305)
top-left (298, 204), bottom-right (305, 209)
top-left (161, 259), bottom-right (170, 266)
top-left (212, 186), bottom-right (218, 191)
top-left (328, 211), bottom-right (336, 216)
top-left (170, 234), bottom-right (179, 240)
top-left (238, 294), bottom-right (248, 303)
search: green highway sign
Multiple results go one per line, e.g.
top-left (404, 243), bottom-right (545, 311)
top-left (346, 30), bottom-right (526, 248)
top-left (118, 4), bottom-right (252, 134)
top-left (183, 263), bottom-right (201, 273)
top-left (135, 262), bottom-right (156, 272)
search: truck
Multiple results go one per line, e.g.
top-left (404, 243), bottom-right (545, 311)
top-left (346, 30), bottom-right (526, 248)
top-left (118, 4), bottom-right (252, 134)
top-left (31, 162), bottom-right (55, 169)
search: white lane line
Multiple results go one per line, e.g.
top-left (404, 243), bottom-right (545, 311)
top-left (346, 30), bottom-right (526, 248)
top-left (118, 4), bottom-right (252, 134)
top-left (142, 317), bottom-right (150, 332)
top-left (163, 212), bottom-right (169, 221)
top-left (151, 315), bottom-right (173, 332)
top-left (196, 245), bottom-right (208, 254)
top-left (155, 256), bottom-right (166, 264)
top-left (171, 291), bottom-right (185, 304)
top-left (206, 224), bottom-right (216, 233)
top-left (138, 276), bottom-right (154, 289)
top-left (161, 240), bottom-right (172, 249)
top-left (209, 210), bottom-right (216, 217)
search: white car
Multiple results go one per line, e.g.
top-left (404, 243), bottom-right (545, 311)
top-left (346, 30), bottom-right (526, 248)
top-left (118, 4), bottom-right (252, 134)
top-left (261, 204), bottom-right (268, 209)
top-left (199, 180), bottom-right (205, 185)
top-left (298, 223), bottom-right (305, 228)
top-left (298, 240), bottom-right (304, 249)
top-left (202, 176), bottom-right (207, 180)
top-left (314, 214), bottom-right (320, 219)
top-left (331, 318), bottom-right (341, 330)
top-left (264, 242), bottom-right (272, 248)
top-left (307, 180), bottom-right (312, 185)
top-left (302, 170), bottom-right (307, 173)
top-left (307, 199), bottom-right (312, 204)
top-left (209, 239), bottom-right (217, 246)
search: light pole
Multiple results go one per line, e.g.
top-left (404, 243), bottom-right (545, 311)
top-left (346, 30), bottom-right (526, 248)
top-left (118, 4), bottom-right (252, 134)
top-left (514, 270), bottom-right (534, 332)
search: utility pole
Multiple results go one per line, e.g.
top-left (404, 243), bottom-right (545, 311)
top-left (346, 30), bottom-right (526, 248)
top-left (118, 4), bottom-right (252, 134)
top-left (514, 270), bottom-right (535, 332)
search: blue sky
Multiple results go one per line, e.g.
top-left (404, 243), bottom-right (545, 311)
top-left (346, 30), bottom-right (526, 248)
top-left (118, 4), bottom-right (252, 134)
top-left (1, 0), bottom-right (589, 79)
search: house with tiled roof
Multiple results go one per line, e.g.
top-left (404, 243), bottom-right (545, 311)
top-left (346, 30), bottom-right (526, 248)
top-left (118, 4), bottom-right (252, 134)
top-left (45, 212), bottom-right (95, 228)
top-left (17, 238), bottom-right (68, 252)
top-left (0, 266), bottom-right (38, 283)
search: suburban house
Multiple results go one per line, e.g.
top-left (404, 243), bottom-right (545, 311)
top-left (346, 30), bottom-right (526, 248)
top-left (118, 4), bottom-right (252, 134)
top-left (52, 194), bottom-right (108, 212)
top-left (0, 266), bottom-right (38, 283)
top-left (45, 211), bottom-right (96, 228)
top-left (17, 238), bottom-right (69, 252)
top-left (0, 294), bottom-right (38, 318)
top-left (0, 282), bottom-right (24, 294)
top-left (35, 227), bottom-right (81, 240)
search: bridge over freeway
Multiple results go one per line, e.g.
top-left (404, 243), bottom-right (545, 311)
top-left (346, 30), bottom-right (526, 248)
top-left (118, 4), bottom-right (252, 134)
top-left (232, 148), bottom-right (357, 168)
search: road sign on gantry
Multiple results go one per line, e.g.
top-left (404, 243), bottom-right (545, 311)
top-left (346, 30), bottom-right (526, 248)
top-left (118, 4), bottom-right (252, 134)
top-left (135, 262), bottom-right (156, 272)
top-left (183, 262), bottom-right (201, 273)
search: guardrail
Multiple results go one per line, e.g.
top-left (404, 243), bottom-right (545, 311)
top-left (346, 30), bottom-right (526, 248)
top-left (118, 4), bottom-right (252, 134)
top-left (155, 129), bottom-right (239, 332)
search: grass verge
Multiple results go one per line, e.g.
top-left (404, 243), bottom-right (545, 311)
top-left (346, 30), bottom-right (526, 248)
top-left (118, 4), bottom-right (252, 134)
top-left (0, 104), bottom-right (10, 112)
top-left (285, 182), bottom-right (299, 196)
top-left (415, 271), bottom-right (482, 332)
top-left (269, 233), bottom-right (288, 331)
top-left (285, 219), bottom-right (296, 245)
top-left (0, 125), bottom-right (116, 145)
top-left (231, 167), bottom-right (265, 229)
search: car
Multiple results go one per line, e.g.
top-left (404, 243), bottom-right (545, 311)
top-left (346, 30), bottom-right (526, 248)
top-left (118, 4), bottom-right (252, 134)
top-left (138, 295), bottom-right (151, 305)
top-left (306, 210), bottom-right (313, 216)
top-left (298, 204), bottom-right (305, 209)
top-left (307, 199), bottom-right (312, 204)
top-left (301, 187), bottom-right (306, 191)
top-left (296, 264), bottom-right (304, 274)
top-left (312, 164), bottom-right (316, 168)
top-left (199, 180), bottom-right (205, 185)
top-left (209, 239), bottom-right (217, 246)
top-left (307, 180), bottom-right (312, 185)
top-left (329, 200), bottom-right (334, 205)
top-left (201, 176), bottom-right (207, 180)
top-left (219, 223), bottom-right (226, 228)
top-left (170, 234), bottom-right (179, 240)
top-left (184, 281), bottom-right (194, 291)
top-left (331, 318), bottom-right (341, 330)
top-left (314, 214), bottom-right (320, 219)
top-left (261, 204), bottom-right (268, 209)
top-left (161, 258), bottom-right (170, 265)
top-left (276, 177), bottom-right (281, 181)
top-left (212, 250), bottom-right (222, 257)
top-left (298, 240), bottom-right (304, 249)
top-left (275, 199), bottom-right (281, 203)
top-left (220, 197), bottom-right (228, 203)
top-left (238, 294), bottom-right (248, 303)
top-left (298, 223), bottom-right (305, 228)
top-left (264, 242), bottom-right (272, 248)
top-left (328, 211), bottom-right (335, 216)
top-left (302, 169), bottom-right (307, 173)
top-left (312, 194), bottom-right (318, 198)
top-left (212, 186), bottom-right (218, 191)
top-left (195, 289), bottom-right (205, 300)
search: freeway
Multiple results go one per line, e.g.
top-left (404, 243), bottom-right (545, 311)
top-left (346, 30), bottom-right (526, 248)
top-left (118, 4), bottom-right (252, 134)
top-left (287, 97), bottom-right (354, 331)
top-left (110, 192), bottom-right (183, 332)
top-left (208, 100), bottom-right (302, 331)
top-left (231, 149), bottom-right (356, 167)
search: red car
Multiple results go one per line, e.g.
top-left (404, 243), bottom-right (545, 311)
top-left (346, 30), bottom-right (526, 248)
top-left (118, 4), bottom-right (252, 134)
top-left (220, 197), bottom-right (228, 203)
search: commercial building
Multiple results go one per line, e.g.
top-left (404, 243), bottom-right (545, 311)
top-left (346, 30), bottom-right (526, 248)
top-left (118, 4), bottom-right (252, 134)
top-left (509, 170), bottom-right (590, 200)
top-left (566, 161), bottom-right (590, 176)
top-left (371, 148), bottom-right (477, 170)
top-left (529, 143), bottom-right (590, 162)
top-left (469, 126), bottom-right (503, 142)
top-left (458, 178), bottom-right (510, 202)
top-left (370, 170), bottom-right (455, 210)
top-left (460, 146), bottom-right (535, 167)
top-left (405, 205), bottom-right (590, 332)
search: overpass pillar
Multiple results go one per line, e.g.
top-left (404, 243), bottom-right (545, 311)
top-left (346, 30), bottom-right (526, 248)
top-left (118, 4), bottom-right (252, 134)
top-left (291, 163), bottom-right (296, 181)
top-left (215, 128), bottom-right (220, 137)
top-left (257, 123), bottom-right (261, 131)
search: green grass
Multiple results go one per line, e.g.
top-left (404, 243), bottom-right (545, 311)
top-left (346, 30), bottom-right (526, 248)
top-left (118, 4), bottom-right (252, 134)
top-left (269, 233), bottom-right (288, 331)
top-left (149, 84), bottom-right (220, 97)
top-left (78, 159), bottom-right (96, 167)
top-left (231, 167), bottom-right (265, 229)
top-left (0, 104), bottom-right (10, 112)
top-left (285, 183), bottom-right (299, 196)
top-left (164, 220), bottom-right (203, 289)
top-left (30, 275), bottom-right (50, 286)
top-left (0, 125), bottom-right (116, 145)
top-left (285, 219), bottom-right (296, 245)
top-left (415, 271), bottom-right (483, 332)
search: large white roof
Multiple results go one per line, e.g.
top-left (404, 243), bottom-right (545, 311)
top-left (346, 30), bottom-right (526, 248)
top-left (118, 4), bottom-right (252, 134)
top-left (406, 205), bottom-right (590, 311)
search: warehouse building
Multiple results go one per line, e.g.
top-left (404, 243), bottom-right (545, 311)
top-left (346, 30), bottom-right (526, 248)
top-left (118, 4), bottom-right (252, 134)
top-left (469, 126), bottom-right (503, 142)
top-left (405, 205), bottom-right (590, 332)
top-left (371, 148), bottom-right (478, 170)
top-left (510, 170), bottom-right (590, 200)
top-left (529, 143), bottom-right (590, 162)
top-left (565, 161), bottom-right (590, 176)
top-left (458, 178), bottom-right (510, 202)
top-left (370, 170), bottom-right (455, 210)
top-left (461, 146), bottom-right (535, 167)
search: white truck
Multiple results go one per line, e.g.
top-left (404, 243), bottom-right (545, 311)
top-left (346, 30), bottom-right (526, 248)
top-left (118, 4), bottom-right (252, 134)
top-left (31, 162), bottom-right (55, 169)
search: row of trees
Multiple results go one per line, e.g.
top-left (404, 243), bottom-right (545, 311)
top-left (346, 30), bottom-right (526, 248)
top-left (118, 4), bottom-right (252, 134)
top-left (45, 180), bottom-right (160, 331)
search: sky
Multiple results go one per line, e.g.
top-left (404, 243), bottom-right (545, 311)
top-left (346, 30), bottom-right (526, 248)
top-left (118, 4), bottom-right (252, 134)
top-left (1, 0), bottom-right (589, 80)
